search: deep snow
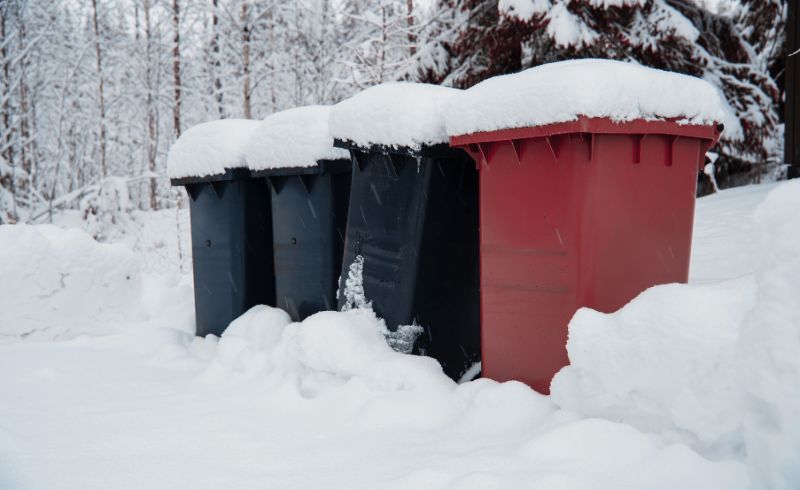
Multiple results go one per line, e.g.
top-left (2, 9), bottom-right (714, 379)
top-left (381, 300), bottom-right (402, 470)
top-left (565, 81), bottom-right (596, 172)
top-left (167, 119), bottom-right (260, 179)
top-left (1, 181), bottom-right (798, 489)
top-left (444, 59), bottom-right (740, 139)
top-left (329, 83), bottom-right (460, 149)
top-left (243, 105), bottom-right (349, 171)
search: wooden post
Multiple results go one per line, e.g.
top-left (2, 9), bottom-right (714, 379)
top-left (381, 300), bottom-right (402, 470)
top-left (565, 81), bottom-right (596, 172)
top-left (787, 0), bottom-right (799, 179)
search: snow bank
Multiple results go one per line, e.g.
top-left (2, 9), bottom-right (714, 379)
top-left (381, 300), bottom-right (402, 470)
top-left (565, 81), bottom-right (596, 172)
top-left (196, 306), bottom-right (453, 397)
top-left (444, 59), bottom-right (741, 139)
top-left (0, 224), bottom-right (144, 340)
top-left (167, 119), bottom-right (259, 179)
top-left (243, 105), bottom-right (348, 171)
top-left (330, 83), bottom-right (460, 149)
top-left (174, 305), bottom-right (746, 489)
top-left (551, 278), bottom-right (756, 453)
top-left (0, 302), bottom-right (748, 489)
top-left (737, 180), bottom-right (800, 490)
top-left (551, 180), bottom-right (800, 488)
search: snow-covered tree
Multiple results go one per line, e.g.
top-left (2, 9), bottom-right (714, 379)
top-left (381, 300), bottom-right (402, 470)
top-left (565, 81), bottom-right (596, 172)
top-left (337, 0), bottom-right (430, 88)
top-left (428, 0), bottom-right (783, 187)
top-left (418, 0), bottom-right (525, 87)
top-left (0, 0), bottom-right (787, 224)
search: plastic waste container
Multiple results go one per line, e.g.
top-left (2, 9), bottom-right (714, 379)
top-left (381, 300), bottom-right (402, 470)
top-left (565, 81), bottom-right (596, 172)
top-left (169, 120), bottom-right (275, 337)
top-left (251, 161), bottom-right (351, 321)
top-left (330, 84), bottom-right (481, 380)
top-left (245, 105), bottom-right (352, 322)
top-left (172, 169), bottom-right (275, 337)
top-left (446, 60), bottom-right (726, 393)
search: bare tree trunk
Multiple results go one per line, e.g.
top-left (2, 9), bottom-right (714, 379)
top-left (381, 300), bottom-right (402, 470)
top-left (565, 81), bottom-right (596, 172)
top-left (379, 5), bottom-right (387, 83)
top-left (172, 0), bottom-right (182, 138)
top-left (211, 0), bottom-right (225, 118)
top-left (0, 6), bottom-right (12, 167)
top-left (144, 0), bottom-right (158, 210)
top-left (0, 5), bottom-right (14, 222)
top-left (406, 0), bottom-right (416, 56)
top-left (18, 21), bottom-right (31, 178)
top-left (91, 0), bottom-right (108, 177)
top-left (134, 0), bottom-right (140, 43)
top-left (241, 2), bottom-right (251, 119)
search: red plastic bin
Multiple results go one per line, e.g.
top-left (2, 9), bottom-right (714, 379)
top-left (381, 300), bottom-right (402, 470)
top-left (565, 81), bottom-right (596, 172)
top-left (451, 117), bottom-right (720, 394)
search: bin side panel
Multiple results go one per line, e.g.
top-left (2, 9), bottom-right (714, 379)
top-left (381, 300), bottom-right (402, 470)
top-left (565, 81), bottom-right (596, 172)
top-left (271, 172), bottom-right (350, 321)
top-left (243, 178), bottom-right (276, 313)
top-left (413, 154), bottom-right (481, 379)
top-left (479, 137), bottom-right (589, 393)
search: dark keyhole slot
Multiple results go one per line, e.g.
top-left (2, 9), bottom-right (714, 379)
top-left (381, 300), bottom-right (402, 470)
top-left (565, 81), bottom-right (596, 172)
top-left (291, 237), bottom-right (297, 245)
top-left (205, 239), bottom-right (212, 247)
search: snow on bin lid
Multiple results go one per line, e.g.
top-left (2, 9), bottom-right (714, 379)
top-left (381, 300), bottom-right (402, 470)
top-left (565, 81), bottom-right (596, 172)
top-left (330, 83), bottom-right (461, 150)
top-left (444, 59), bottom-right (741, 139)
top-left (244, 105), bottom-right (348, 171)
top-left (167, 119), bottom-right (259, 179)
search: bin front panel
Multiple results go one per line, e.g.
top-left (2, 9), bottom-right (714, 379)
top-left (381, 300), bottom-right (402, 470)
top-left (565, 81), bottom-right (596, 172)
top-left (476, 130), bottom-right (705, 394)
top-left (270, 170), bottom-right (351, 321)
top-left (338, 150), bottom-right (480, 380)
top-left (339, 152), bottom-right (429, 327)
top-left (479, 136), bottom-right (588, 393)
top-left (188, 178), bottom-right (274, 337)
top-left (582, 134), bottom-right (701, 311)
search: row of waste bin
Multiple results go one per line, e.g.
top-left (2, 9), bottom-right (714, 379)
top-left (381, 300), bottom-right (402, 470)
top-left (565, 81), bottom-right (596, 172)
top-left (168, 59), bottom-right (726, 393)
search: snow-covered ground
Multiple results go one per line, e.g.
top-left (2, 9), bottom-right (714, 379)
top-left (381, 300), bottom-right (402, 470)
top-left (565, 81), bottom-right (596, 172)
top-left (1, 181), bottom-right (798, 489)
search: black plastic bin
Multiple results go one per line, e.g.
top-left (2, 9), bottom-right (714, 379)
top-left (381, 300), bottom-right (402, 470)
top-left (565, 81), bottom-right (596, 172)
top-left (251, 159), bottom-right (352, 321)
top-left (172, 169), bottom-right (275, 337)
top-left (335, 141), bottom-right (480, 380)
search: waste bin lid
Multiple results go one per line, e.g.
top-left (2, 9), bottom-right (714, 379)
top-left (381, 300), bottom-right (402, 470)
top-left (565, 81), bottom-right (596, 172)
top-left (331, 83), bottom-right (461, 151)
top-left (444, 59), bottom-right (740, 141)
top-left (167, 119), bottom-right (259, 181)
top-left (244, 105), bottom-right (349, 174)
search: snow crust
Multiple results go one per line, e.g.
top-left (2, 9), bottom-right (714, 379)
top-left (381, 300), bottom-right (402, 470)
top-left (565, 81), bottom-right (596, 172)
top-left (243, 105), bottom-right (348, 171)
top-left (329, 82), bottom-right (460, 149)
top-left (167, 119), bottom-right (259, 179)
top-left (444, 59), bottom-right (742, 139)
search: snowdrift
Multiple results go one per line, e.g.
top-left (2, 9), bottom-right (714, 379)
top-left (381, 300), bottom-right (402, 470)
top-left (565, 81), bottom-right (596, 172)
top-left (1, 181), bottom-right (799, 488)
top-left (550, 180), bottom-right (800, 488)
top-left (0, 224), bottom-right (144, 340)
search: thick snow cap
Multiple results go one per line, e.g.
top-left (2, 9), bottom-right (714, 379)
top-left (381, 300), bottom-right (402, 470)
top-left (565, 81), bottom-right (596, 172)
top-left (330, 83), bottom-right (461, 150)
top-left (445, 59), bottom-right (741, 139)
top-left (244, 105), bottom-right (349, 171)
top-left (167, 119), bottom-right (259, 180)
